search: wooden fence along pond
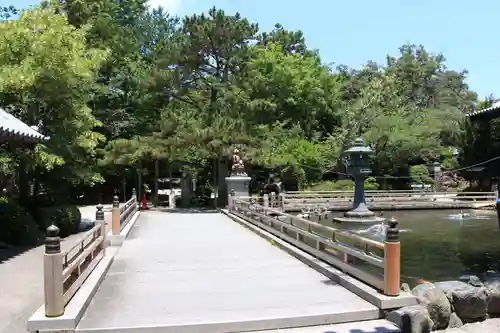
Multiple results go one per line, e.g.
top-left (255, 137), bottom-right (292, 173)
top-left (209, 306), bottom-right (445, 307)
top-left (259, 190), bottom-right (497, 212)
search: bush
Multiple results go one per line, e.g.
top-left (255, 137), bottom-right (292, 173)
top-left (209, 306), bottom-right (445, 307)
top-left (0, 197), bottom-right (43, 246)
top-left (33, 205), bottom-right (82, 237)
top-left (410, 164), bottom-right (433, 184)
top-left (307, 177), bottom-right (380, 191)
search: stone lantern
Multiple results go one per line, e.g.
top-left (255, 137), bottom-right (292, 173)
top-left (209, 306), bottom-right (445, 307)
top-left (429, 161), bottom-right (441, 192)
top-left (334, 138), bottom-right (384, 224)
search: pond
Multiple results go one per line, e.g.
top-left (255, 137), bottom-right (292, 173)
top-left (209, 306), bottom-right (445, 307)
top-left (317, 209), bottom-right (500, 286)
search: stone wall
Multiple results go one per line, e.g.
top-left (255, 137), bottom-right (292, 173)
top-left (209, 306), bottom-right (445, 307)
top-left (387, 277), bottom-right (500, 333)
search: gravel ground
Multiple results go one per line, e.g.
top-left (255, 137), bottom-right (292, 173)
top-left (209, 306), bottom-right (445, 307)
top-left (0, 205), bottom-right (112, 333)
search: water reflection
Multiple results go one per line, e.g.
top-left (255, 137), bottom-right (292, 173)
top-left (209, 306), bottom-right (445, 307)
top-left (319, 209), bottom-right (500, 286)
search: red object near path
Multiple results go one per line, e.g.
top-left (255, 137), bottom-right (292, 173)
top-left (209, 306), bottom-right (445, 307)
top-left (141, 193), bottom-right (149, 210)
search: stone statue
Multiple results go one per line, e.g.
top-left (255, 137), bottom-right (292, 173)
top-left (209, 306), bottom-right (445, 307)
top-left (230, 148), bottom-right (247, 176)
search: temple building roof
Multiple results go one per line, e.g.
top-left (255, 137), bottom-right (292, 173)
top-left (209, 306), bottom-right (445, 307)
top-left (0, 108), bottom-right (48, 142)
top-left (466, 101), bottom-right (500, 119)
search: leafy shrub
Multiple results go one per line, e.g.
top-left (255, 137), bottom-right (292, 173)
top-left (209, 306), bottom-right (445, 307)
top-left (307, 177), bottom-right (380, 191)
top-left (280, 165), bottom-right (305, 191)
top-left (410, 164), bottom-right (433, 184)
top-left (33, 205), bottom-right (82, 237)
top-left (0, 197), bottom-right (43, 246)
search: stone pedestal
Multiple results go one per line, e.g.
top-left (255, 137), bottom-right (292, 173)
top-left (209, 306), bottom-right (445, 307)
top-left (226, 176), bottom-right (251, 200)
top-left (333, 170), bottom-right (384, 224)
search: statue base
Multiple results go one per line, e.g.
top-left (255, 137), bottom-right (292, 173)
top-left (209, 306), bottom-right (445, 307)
top-left (333, 203), bottom-right (385, 225)
top-left (333, 215), bottom-right (385, 225)
top-left (226, 175), bottom-right (251, 200)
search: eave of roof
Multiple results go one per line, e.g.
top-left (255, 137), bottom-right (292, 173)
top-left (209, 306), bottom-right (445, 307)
top-left (466, 103), bottom-right (500, 118)
top-left (0, 108), bottom-right (48, 141)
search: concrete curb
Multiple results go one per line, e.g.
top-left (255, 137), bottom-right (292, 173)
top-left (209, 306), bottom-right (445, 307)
top-left (221, 209), bottom-right (417, 310)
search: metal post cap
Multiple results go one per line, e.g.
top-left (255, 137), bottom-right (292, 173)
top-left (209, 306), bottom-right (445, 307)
top-left (45, 224), bottom-right (61, 254)
top-left (387, 216), bottom-right (399, 228)
top-left (385, 217), bottom-right (400, 242)
top-left (46, 224), bottom-right (60, 236)
top-left (96, 203), bottom-right (104, 220)
top-left (113, 195), bottom-right (119, 207)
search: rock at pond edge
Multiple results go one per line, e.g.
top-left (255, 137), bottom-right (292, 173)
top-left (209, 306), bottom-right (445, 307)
top-left (411, 285), bottom-right (451, 330)
top-left (387, 305), bottom-right (433, 333)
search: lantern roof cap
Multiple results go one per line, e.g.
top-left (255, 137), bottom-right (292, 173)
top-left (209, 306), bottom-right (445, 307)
top-left (343, 137), bottom-right (373, 155)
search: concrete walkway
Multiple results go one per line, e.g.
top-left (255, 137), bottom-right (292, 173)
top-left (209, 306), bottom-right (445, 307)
top-left (76, 211), bottom-right (379, 333)
top-left (0, 205), bottom-right (111, 333)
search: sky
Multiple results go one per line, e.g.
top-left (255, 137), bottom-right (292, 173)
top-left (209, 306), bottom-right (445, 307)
top-left (11, 0), bottom-right (500, 98)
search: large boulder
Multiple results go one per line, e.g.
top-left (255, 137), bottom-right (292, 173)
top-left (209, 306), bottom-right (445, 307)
top-left (435, 281), bottom-right (489, 323)
top-left (387, 305), bottom-right (433, 333)
top-left (458, 275), bottom-right (483, 287)
top-left (411, 283), bottom-right (452, 330)
top-left (434, 281), bottom-right (473, 310)
top-left (446, 312), bottom-right (463, 329)
top-left (485, 279), bottom-right (500, 316)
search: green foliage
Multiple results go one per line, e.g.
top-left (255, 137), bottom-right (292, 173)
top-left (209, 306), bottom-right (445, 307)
top-left (0, 197), bottom-right (43, 246)
top-left (0, 7), bottom-right (108, 188)
top-left (410, 165), bottom-right (433, 184)
top-left (32, 205), bottom-right (82, 237)
top-left (88, 6), bottom-right (479, 192)
top-left (308, 177), bottom-right (379, 191)
top-left (0, 5), bottom-right (17, 19)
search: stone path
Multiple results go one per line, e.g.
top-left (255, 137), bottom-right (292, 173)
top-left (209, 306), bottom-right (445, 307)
top-left (0, 205), bottom-right (111, 333)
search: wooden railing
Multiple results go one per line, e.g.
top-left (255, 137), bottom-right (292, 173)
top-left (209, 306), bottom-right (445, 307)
top-left (281, 191), bottom-right (497, 207)
top-left (228, 196), bottom-right (401, 296)
top-left (283, 190), bottom-right (496, 199)
top-left (44, 204), bottom-right (107, 317)
top-left (112, 189), bottom-right (138, 234)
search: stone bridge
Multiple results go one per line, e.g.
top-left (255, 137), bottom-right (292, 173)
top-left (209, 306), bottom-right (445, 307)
top-left (27, 194), bottom-right (417, 333)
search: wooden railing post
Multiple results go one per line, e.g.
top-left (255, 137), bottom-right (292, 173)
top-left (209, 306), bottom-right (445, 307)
top-left (279, 193), bottom-right (284, 211)
top-left (169, 189), bottom-right (176, 208)
top-left (96, 203), bottom-right (106, 253)
top-left (263, 194), bottom-right (269, 208)
top-left (384, 217), bottom-right (400, 296)
top-left (112, 195), bottom-right (120, 235)
top-left (44, 225), bottom-right (64, 317)
top-left (228, 189), bottom-right (235, 211)
top-left (132, 188), bottom-right (137, 207)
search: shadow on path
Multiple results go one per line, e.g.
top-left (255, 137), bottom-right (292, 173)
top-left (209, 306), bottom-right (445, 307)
top-left (0, 244), bottom-right (36, 265)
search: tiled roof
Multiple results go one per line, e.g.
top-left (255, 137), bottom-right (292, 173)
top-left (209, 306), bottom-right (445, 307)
top-left (466, 101), bottom-right (500, 118)
top-left (0, 108), bottom-right (48, 141)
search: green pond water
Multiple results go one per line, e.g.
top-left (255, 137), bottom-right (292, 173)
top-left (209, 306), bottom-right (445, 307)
top-left (309, 209), bottom-right (500, 286)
